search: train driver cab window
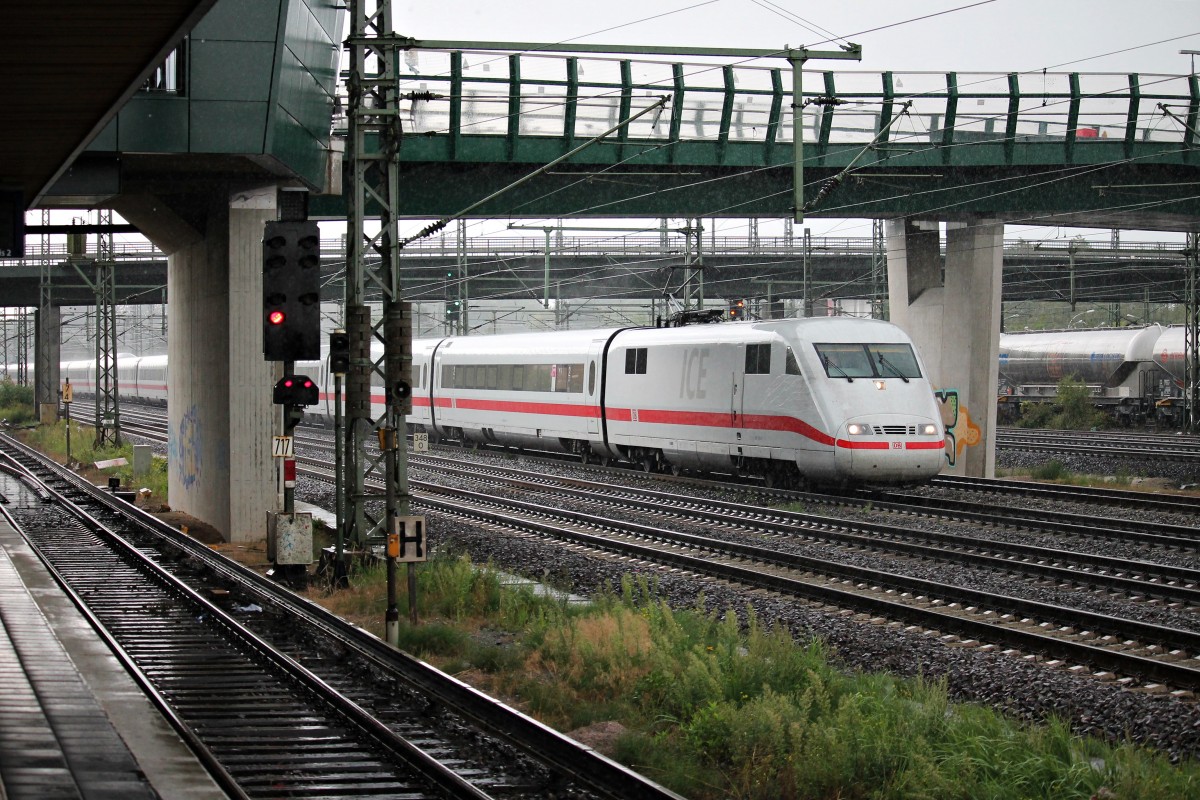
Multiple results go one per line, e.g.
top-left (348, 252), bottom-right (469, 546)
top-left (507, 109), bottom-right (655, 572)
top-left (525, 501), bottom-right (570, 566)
top-left (745, 343), bottom-right (771, 374)
top-left (624, 347), bottom-right (647, 375)
top-left (785, 347), bottom-right (802, 376)
top-left (814, 343), bottom-right (922, 380)
top-left (814, 343), bottom-right (874, 379)
top-left (866, 343), bottom-right (922, 379)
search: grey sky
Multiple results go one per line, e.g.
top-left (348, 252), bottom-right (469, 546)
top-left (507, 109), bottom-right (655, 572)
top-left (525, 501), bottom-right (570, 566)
top-left (387, 1), bottom-right (1198, 241)
top-left (398, 0), bottom-right (1199, 75)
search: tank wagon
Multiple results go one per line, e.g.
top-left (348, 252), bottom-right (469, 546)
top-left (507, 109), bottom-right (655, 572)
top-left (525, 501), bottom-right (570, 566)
top-left (997, 325), bottom-right (1186, 426)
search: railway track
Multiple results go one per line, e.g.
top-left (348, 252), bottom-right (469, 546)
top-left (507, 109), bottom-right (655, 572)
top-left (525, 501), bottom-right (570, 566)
top-left (271, 440), bottom-right (1200, 694)
top-left (82, 407), bottom-right (1200, 681)
top-left (996, 427), bottom-right (1200, 465)
top-left (0, 431), bottom-right (683, 800)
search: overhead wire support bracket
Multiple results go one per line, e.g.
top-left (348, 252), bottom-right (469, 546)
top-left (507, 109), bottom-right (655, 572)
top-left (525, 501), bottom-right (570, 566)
top-left (803, 100), bottom-right (913, 214)
top-left (1157, 102), bottom-right (1200, 142)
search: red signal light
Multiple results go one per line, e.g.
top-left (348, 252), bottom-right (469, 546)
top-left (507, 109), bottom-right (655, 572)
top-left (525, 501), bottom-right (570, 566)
top-left (268, 310), bottom-right (285, 325)
top-left (283, 379), bottom-right (294, 388)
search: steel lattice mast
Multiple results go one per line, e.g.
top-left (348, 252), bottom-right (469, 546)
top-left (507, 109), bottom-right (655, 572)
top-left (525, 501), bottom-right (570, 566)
top-left (1186, 232), bottom-right (1199, 432)
top-left (343, 0), bottom-right (413, 601)
top-left (93, 209), bottom-right (120, 447)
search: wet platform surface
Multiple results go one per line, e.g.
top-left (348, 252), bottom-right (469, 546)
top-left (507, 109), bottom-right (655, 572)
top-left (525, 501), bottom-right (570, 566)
top-left (0, 474), bottom-right (227, 799)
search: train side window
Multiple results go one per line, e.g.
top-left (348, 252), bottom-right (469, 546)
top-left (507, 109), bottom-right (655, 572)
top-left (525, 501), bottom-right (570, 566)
top-left (588, 361), bottom-right (596, 395)
top-left (486, 364), bottom-right (498, 390)
top-left (512, 364), bottom-right (525, 391)
top-left (531, 364), bottom-right (552, 391)
top-left (785, 347), bottom-right (802, 376)
top-left (565, 363), bottom-right (583, 393)
top-left (745, 343), bottom-right (771, 374)
top-left (498, 364), bottom-right (513, 391)
top-left (624, 348), bottom-right (647, 374)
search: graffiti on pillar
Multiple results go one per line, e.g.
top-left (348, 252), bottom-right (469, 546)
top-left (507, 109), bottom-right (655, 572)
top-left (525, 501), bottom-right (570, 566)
top-left (167, 404), bottom-right (202, 490)
top-left (934, 388), bottom-right (981, 467)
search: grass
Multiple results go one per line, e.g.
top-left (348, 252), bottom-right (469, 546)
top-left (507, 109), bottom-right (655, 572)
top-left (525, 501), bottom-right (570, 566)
top-left (309, 557), bottom-right (1200, 800)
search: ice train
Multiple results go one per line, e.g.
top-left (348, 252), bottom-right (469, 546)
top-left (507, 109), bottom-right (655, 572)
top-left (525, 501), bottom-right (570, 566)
top-left (57, 317), bottom-right (948, 487)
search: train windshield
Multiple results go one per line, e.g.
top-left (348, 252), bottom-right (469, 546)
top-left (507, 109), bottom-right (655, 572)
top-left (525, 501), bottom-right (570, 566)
top-left (868, 343), bottom-right (922, 379)
top-left (814, 343), bottom-right (922, 380)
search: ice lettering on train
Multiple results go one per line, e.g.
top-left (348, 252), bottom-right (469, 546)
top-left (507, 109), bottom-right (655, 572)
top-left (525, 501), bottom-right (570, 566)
top-left (679, 348), bottom-right (709, 400)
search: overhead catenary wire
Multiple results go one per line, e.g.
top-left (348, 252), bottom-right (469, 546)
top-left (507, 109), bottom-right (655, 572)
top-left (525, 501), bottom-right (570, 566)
top-left (339, 9), bottom-right (1200, 321)
top-left (391, 56), bottom-right (1180, 247)
top-left (381, 11), bottom-right (1198, 255)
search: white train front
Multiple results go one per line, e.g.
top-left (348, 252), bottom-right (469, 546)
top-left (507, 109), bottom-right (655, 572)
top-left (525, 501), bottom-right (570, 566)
top-left (57, 317), bottom-right (947, 487)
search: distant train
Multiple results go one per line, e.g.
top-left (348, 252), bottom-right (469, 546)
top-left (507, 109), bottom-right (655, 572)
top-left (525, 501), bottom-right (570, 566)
top-left (997, 324), bottom-right (1188, 426)
top-left (54, 317), bottom-right (948, 488)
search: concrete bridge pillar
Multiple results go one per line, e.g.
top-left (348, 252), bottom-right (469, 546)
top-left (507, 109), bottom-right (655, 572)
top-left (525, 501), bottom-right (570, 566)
top-left (886, 218), bottom-right (1002, 478)
top-left (34, 306), bottom-right (60, 418)
top-left (157, 187), bottom-right (279, 542)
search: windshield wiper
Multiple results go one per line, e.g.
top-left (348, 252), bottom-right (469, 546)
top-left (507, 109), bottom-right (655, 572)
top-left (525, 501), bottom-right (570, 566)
top-left (876, 354), bottom-right (910, 383)
top-left (823, 355), bottom-right (853, 382)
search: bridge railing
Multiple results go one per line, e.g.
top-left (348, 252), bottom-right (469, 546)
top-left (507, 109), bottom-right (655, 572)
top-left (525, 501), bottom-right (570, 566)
top-left (388, 48), bottom-right (1198, 153)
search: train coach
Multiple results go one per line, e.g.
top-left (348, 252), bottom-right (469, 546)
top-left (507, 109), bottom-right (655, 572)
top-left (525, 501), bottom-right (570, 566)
top-left (997, 324), bottom-right (1186, 426)
top-left (60, 354), bottom-right (170, 403)
top-left (35, 317), bottom-right (947, 488)
top-left (401, 317), bottom-right (945, 488)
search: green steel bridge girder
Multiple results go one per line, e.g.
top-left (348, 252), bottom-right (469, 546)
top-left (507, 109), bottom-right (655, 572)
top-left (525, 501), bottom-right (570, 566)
top-left (313, 146), bottom-right (1200, 227)
top-left (307, 55), bottom-right (1200, 226)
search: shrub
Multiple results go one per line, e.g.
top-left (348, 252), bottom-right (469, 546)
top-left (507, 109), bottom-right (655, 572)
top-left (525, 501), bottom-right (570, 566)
top-left (1031, 459), bottom-right (1069, 481)
top-left (1018, 376), bottom-right (1109, 431)
top-left (0, 379), bottom-right (34, 425)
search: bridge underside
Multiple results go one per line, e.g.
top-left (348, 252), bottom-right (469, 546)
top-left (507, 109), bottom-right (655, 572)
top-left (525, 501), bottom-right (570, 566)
top-left (0, 242), bottom-right (1189, 308)
top-left (308, 158), bottom-right (1200, 233)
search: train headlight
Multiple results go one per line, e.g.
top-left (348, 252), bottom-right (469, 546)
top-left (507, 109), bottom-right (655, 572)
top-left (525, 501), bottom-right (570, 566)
top-left (846, 423), bottom-right (870, 436)
top-left (920, 423), bottom-right (939, 436)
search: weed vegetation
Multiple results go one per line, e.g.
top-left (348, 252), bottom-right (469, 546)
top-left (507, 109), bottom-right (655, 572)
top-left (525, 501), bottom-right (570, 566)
top-left (1016, 376), bottom-right (1110, 431)
top-left (1007, 460), bottom-right (1140, 490)
top-left (0, 379), bottom-right (35, 425)
top-left (21, 419), bottom-right (168, 500)
top-left (311, 555), bottom-right (1200, 800)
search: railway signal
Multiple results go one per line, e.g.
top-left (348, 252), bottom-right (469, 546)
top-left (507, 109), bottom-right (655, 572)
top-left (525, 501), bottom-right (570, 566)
top-left (729, 298), bottom-right (746, 320)
top-left (263, 219), bottom-right (321, 361)
top-left (272, 375), bottom-right (319, 406)
top-left (329, 329), bottom-right (350, 374)
top-left (386, 303), bottom-right (414, 415)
